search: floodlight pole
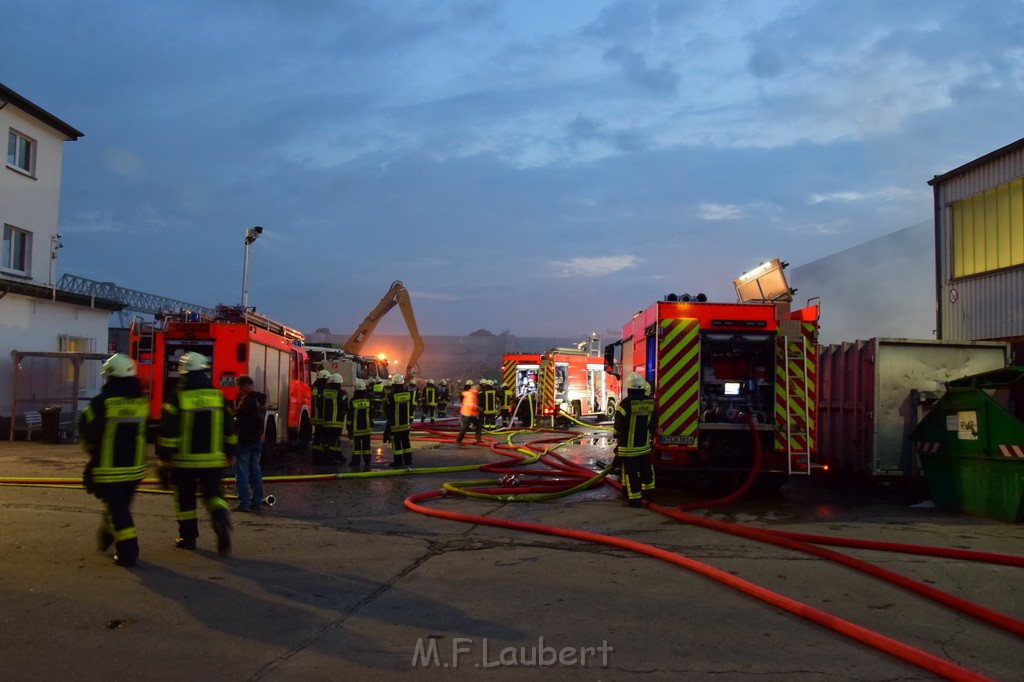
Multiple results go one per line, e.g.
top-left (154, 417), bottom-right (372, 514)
top-left (241, 226), bottom-right (263, 310)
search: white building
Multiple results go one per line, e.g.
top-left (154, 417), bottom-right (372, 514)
top-left (1, 83), bottom-right (121, 425)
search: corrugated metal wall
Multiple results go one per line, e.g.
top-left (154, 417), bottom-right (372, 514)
top-left (934, 143), bottom-right (1024, 341)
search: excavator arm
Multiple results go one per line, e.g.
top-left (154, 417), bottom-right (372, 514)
top-left (343, 281), bottom-right (424, 377)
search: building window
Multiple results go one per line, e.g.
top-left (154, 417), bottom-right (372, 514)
top-left (59, 335), bottom-right (97, 352)
top-left (59, 335), bottom-right (99, 390)
top-left (951, 177), bottom-right (1024, 278)
top-left (6, 129), bottom-right (35, 175)
top-left (2, 224), bottom-right (31, 275)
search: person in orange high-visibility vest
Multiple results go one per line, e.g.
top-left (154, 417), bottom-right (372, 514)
top-left (455, 380), bottom-right (482, 445)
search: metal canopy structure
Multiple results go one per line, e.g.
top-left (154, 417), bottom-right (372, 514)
top-left (58, 274), bottom-right (215, 326)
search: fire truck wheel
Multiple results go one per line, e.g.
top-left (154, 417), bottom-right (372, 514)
top-left (297, 413), bottom-right (312, 449)
top-left (262, 420), bottom-right (277, 460)
top-left (605, 398), bottom-right (616, 420)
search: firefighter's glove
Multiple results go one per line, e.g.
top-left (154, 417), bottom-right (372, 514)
top-left (157, 461), bottom-right (173, 491)
top-left (82, 463), bottom-right (95, 496)
top-left (609, 454), bottom-right (622, 472)
top-left (382, 426), bottom-right (391, 444)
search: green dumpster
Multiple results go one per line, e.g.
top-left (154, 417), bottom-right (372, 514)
top-left (910, 366), bottom-right (1024, 523)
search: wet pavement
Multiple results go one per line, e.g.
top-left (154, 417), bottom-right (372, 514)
top-left (1, 420), bottom-right (1023, 681)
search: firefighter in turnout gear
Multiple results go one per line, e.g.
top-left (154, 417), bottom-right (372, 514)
top-left (370, 378), bottom-right (386, 420)
top-left (321, 373), bottom-right (349, 465)
top-left (613, 372), bottom-right (656, 507)
top-left (499, 381), bottom-right (514, 427)
top-left (421, 379), bottom-right (438, 423)
top-left (347, 379), bottom-right (373, 472)
top-left (79, 353), bottom-right (149, 568)
top-left (436, 379), bottom-right (450, 417)
top-left (480, 379), bottom-right (498, 430)
top-left (310, 369), bottom-right (330, 457)
top-left (383, 374), bottom-right (414, 467)
top-left (157, 352), bottom-right (237, 554)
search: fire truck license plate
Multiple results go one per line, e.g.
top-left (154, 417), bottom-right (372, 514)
top-left (660, 436), bottom-right (695, 445)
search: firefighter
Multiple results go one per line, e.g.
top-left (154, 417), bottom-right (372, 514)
top-left (383, 373), bottom-right (414, 468)
top-left (157, 352), bottom-right (237, 555)
top-left (321, 373), bottom-right (348, 465)
top-left (455, 379), bottom-right (482, 445)
top-left (79, 353), bottom-right (149, 568)
top-left (347, 378), bottom-right (373, 472)
top-left (436, 379), bottom-right (450, 417)
top-left (370, 378), bottom-right (386, 420)
top-left (310, 369), bottom-right (330, 458)
top-left (613, 372), bottom-right (656, 508)
top-left (422, 379), bottom-right (438, 423)
top-left (499, 381), bottom-right (514, 427)
top-left (407, 376), bottom-right (420, 420)
top-left (480, 379), bottom-right (498, 430)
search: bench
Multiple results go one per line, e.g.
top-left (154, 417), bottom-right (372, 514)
top-left (13, 411), bottom-right (42, 440)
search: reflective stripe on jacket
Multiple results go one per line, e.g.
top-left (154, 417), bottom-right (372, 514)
top-left (614, 394), bottom-right (655, 457)
top-left (385, 388), bottom-right (413, 431)
top-left (158, 386), bottom-right (237, 468)
top-left (81, 394), bottom-right (149, 483)
top-left (348, 395), bottom-right (373, 436)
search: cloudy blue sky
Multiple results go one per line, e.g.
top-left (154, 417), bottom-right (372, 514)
top-left (4, 0), bottom-right (1024, 337)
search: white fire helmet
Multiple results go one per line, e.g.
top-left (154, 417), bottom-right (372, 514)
top-left (391, 373), bottom-right (405, 386)
top-left (427, 379), bottom-right (435, 385)
top-left (178, 352), bottom-right (211, 374)
top-left (317, 369), bottom-right (331, 380)
top-left (102, 353), bottom-right (136, 378)
top-left (329, 373), bottom-right (343, 384)
top-left (353, 378), bottom-right (367, 390)
top-left (625, 372), bottom-right (645, 390)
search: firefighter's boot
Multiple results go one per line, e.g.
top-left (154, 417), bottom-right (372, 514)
top-left (212, 511), bottom-right (232, 557)
top-left (113, 537), bottom-right (139, 567)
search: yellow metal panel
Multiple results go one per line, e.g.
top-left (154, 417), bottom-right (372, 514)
top-left (1012, 178), bottom-right (1024, 267)
top-left (984, 187), bottom-right (999, 271)
top-left (996, 183), bottom-right (1012, 269)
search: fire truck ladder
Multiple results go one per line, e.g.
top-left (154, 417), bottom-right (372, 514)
top-left (779, 330), bottom-right (811, 476)
top-left (130, 315), bottom-right (160, 399)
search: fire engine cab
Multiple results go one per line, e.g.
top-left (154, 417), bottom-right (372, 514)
top-left (129, 305), bottom-right (312, 456)
top-left (605, 259), bottom-right (819, 486)
top-left (502, 336), bottom-right (620, 421)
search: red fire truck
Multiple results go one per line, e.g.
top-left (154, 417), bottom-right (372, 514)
top-left (502, 337), bottom-right (620, 421)
top-left (604, 260), bottom-right (819, 486)
top-left (129, 305), bottom-right (312, 455)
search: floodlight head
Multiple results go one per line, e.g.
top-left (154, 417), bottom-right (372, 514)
top-left (245, 225), bottom-right (264, 244)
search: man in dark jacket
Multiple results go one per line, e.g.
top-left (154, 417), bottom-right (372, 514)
top-left (233, 375), bottom-right (267, 512)
top-left (79, 353), bottom-right (149, 567)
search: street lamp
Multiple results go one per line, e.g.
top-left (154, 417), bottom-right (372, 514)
top-left (241, 225), bottom-right (263, 310)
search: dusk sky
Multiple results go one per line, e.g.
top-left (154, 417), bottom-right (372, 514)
top-left (5, 0), bottom-right (1024, 338)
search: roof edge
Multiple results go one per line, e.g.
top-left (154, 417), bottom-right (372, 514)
top-left (0, 83), bottom-right (84, 140)
top-left (1, 277), bottom-right (123, 311)
top-left (928, 136), bottom-right (1024, 186)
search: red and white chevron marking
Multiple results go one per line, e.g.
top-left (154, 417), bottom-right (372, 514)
top-left (998, 444), bottom-right (1024, 458)
top-left (916, 442), bottom-right (941, 454)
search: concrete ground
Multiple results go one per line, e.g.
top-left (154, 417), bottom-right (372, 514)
top-left (1, 424), bottom-right (1022, 681)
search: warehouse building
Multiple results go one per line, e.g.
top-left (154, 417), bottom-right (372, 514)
top-left (929, 137), bottom-right (1024, 360)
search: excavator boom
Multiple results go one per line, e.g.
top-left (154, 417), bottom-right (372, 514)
top-left (343, 281), bottom-right (424, 376)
